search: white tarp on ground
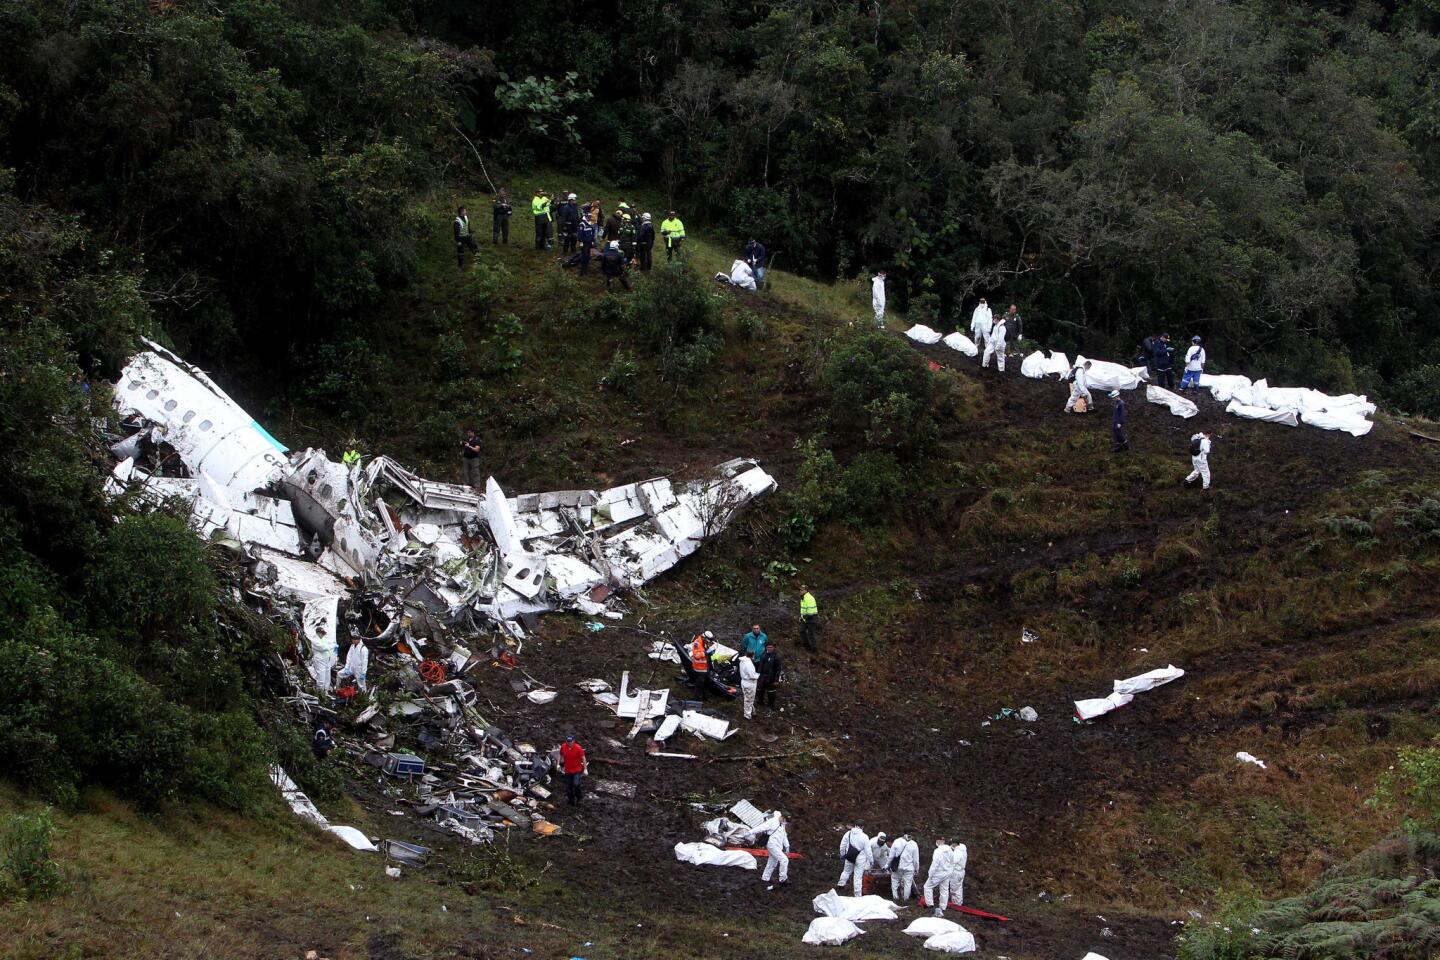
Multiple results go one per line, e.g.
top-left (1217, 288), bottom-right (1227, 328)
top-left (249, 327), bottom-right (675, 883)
top-left (803, 917), bottom-right (865, 945)
top-left (905, 917), bottom-right (962, 938)
top-left (674, 842), bottom-right (756, 869)
top-left (906, 324), bottom-right (943, 345)
top-left (1075, 356), bottom-right (1144, 391)
top-left (1021, 350), bottom-right (1071, 379)
top-left (1301, 408), bottom-right (1374, 436)
top-left (924, 930), bottom-right (978, 953)
top-left (812, 889), bottom-right (902, 921)
top-left (1113, 665), bottom-right (1186, 695)
top-left (1074, 692), bottom-right (1133, 721)
top-left (1081, 954), bottom-right (1112, 960)
top-left (1146, 385), bottom-right (1198, 418)
top-left (943, 332), bottom-right (979, 356)
top-left (1236, 751), bottom-right (1268, 769)
top-left (1200, 374), bottom-right (1254, 404)
top-left (1227, 399), bottom-right (1299, 426)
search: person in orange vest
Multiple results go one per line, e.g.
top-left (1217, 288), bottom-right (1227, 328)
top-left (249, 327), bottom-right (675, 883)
top-left (688, 630), bottom-right (714, 698)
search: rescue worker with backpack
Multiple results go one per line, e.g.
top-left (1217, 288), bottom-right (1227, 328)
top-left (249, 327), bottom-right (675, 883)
top-left (1184, 431), bottom-right (1214, 490)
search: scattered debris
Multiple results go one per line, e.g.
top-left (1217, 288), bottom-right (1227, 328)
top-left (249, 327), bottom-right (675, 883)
top-left (1236, 752), bottom-right (1268, 769)
top-left (270, 766), bottom-right (376, 852)
top-left (1020, 628), bottom-right (1039, 644)
top-left (1019, 707), bottom-right (1038, 722)
top-left (590, 779), bottom-right (637, 799)
top-left (1075, 665), bottom-right (1186, 721)
top-left (105, 344), bottom-right (780, 854)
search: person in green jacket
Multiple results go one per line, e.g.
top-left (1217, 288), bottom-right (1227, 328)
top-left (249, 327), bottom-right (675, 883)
top-left (742, 624), bottom-right (768, 661)
top-left (531, 190), bottom-right (552, 250)
top-left (799, 586), bottom-right (818, 651)
top-left (660, 211), bottom-right (686, 261)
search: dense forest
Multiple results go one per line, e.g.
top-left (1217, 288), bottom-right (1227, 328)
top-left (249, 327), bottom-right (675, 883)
top-left (6, 0), bottom-right (1440, 402)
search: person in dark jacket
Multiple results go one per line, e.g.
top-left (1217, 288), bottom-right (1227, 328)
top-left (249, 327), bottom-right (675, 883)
top-left (453, 206), bottom-right (478, 266)
top-left (637, 213), bottom-right (655, 271)
top-left (577, 212), bottom-right (597, 277)
top-left (312, 720), bottom-right (335, 760)
top-left (1110, 390), bottom-right (1129, 451)
top-left (557, 193), bottom-right (581, 254)
top-left (1153, 333), bottom-right (1175, 389)
top-left (757, 644), bottom-right (782, 709)
top-left (743, 239), bottom-right (767, 287)
top-left (491, 191), bottom-right (512, 244)
top-left (600, 241), bottom-right (631, 291)
top-left (603, 209), bottom-right (623, 243)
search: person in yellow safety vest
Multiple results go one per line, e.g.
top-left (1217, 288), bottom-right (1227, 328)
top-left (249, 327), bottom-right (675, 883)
top-left (799, 585), bottom-right (819, 651)
top-left (660, 211), bottom-right (686, 261)
top-left (688, 630), bottom-right (714, 698)
top-left (531, 190), bottom-right (552, 251)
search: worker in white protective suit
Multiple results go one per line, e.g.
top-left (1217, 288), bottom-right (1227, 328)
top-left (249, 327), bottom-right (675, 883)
top-left (761, 812), bottom-right (790, 884)
top-left (739, 653), bottom-right (760, 720)
top-left (969, 299), bottom-right (993, 355)
top-left (890, 829), bottom-right (920, 902)
top-left (1179, 335), bottom-right (1207, 391)
top-left (337, 635), bottom-right (370, 693)
top-left (869, 832), bottom-right (890, 881)
top-left (728, 258), bottom-right (757, 291)
top-left (1185, 430), bottom-right (1213, 490)
top-left (948, 840), bottom-right (968, 909)
top-left (923, 838), bottom-right (954, 916)
top-left (837, 824), bottom-right (872, 896)
top-left (982, 314), bottom-right (1008, 371)
top-left (1065, 360), bottom-right (1094, 413)
top-left (872, 271), bottom-right (887, 328)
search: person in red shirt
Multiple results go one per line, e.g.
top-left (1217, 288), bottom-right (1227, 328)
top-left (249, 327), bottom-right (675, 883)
top-left (559, 734), bottom-right (587, 806)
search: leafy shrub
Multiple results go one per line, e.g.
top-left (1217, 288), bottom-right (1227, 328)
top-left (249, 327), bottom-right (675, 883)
top-left (305, 337), bottom-right (375, 412)
top-left (729, 186), bottom-right (820, 272)
top-left (480, 313), bottom-right (524, 375)
top-left (601, 350), bottom-right (641, 396)
top-left (1, 809), bottom-right (64, 901)
top-left (822, 332), bottom-right (935, 459)
top-left (908, 291), bottom-right (942, 329)
top-left (436, 330), bottom-right (468, 377)
top-left (630, 262), bottom-right (721, 381)
top-left (452, 847), bottom-right (530, 893)
top-left (840, 451), bottom-right (905, 521)
top-left (1389, 365), bottom-right (1440, 419)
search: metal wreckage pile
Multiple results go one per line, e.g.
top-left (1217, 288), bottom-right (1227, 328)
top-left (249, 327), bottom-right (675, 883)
top-left (100, 341), bottom-right (775, 859)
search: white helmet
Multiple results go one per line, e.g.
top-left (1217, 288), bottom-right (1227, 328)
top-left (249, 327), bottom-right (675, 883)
top-left (568, 193), bottom-right (577, 200)
top-left (609, 240), bottom-right (620, 249)
top-left (704, 630), bottom-right (714, 639)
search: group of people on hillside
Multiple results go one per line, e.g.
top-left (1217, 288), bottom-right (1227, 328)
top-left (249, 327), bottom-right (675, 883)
top-left (966, 299), bottom-right (1023, 371)
top-left (836, 824), bottom-right (969, 916)
top-left (1139, 331), bottom-right (1208, 390)
top-left (454, 190), bottom-right (775, 296)
top-left (681, 585), bottom-right (820, 718)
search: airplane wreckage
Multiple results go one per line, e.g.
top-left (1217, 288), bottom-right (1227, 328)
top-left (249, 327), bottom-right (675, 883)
top-left (100, 343), bottom-right (776, 850)
top-left (104, 342), bottom-right (777, 694)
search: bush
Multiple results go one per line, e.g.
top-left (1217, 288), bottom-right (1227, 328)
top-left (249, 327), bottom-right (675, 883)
top-left (630, 262), bottom-right (721, 381)
top-left (1385, 363), bottom-right (1440, 418)
top-left (305, 337), bottom-right (375, 413)
top-left (480, 313), bottom-right (524, 375)
top-left (1, 809), bottom-right (64, 901)
top-left (601, 350), bottom-right (641, 396)
top-left (822, 332), bottom-right (935, 459)
top-left (436, 330), bottom-right (468, 377)
top-left (840, 451), bottom-right (905, 521)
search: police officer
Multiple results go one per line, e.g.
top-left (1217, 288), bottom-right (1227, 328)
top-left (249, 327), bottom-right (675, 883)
top-left (558, 192), bottom-right (580, 254)
top-left (531, 189), bottom-right (552, 250)
top-left (637, 213), bottom-right (655, 271)
top-left (491, 191), bottom-right (512, 244)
